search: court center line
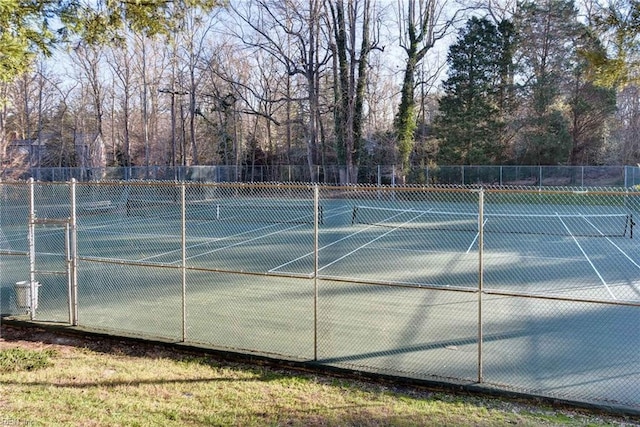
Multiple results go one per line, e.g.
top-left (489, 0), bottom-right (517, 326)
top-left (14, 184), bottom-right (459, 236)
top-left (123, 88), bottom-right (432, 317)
top-left (557, 212), bottom-right (617, 300)
top-left (269, 208), bottom-right (429, 273)
top-left (314, 211), bottom-right (432, 273)
top-left (177, 208), bottom-right (353, 265)
top-left (132, 207), bottom-right (352, 263)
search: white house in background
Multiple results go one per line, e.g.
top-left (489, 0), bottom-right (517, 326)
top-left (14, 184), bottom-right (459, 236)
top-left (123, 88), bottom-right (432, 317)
top-left (3, 135), bottom-right (45, 167)
top-left (74, 132), bottom-right (106, 170)
top-left (4, 132), bottom-right (106, 170)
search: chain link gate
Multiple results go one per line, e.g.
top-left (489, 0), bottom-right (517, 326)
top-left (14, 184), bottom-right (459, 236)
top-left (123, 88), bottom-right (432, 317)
top-left (23, 178), bottom-right (78, 324)
top-left (26, 218), bottom-right (75, 323)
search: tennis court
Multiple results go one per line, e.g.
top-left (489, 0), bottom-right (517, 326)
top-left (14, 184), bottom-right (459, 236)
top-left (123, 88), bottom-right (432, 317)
top-left (68, 188), bottom-right (640, 302)
top-left (1, 181), bottom-right (639, 411)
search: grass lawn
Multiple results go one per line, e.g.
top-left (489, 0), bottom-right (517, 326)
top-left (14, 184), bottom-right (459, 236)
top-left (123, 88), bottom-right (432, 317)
top-left (0, 323), bottom-right (638, 427)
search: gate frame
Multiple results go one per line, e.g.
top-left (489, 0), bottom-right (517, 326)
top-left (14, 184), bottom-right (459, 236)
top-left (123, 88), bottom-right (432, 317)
top-left (27, 178), bottom-right (77, 324)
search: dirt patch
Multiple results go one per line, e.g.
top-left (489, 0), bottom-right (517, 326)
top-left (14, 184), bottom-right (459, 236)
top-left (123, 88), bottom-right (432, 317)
top-left (0, 323), bottom-right (181, 360)
top-left (0, 324), bottom-right (83, 353)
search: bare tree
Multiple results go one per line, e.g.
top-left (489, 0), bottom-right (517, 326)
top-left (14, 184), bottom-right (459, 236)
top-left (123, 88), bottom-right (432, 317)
top-left (0, 67), bottom-right (38, 170)
top-left (395, 0), bottom-right (460, 180)
top-left (46, 79), bottom-right (78, 169)
top-left (0, 81), bottom-right (8, 166)
top-left (230, 0), bottom-right (331, 181)
top-left (611, 85), bottom-right (640, 164)
top-left (201, 40), bottom-right (279, 171)
top-left (2, 59), bottom-right (73, 171)
top-left (107, 40), bottom-right (135, 167)
top-left (70, 43), bottom-right (105, 137)
top-left (329, 0), bottom-right (381, 183)
top-left (36, 62), bottom-right (79, 169)
top-left (174, 9), bottom-right (219, 166)
top-left (69, 42), bottom-right (107, 171)
top-left (468, 0), bottom-right (518, 22)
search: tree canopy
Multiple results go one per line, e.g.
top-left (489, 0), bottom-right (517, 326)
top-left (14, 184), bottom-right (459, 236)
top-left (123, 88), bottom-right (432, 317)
top-left (591, 0), bottom-right (640, 86)
top-left (0, 0), bottom-right (57, 81)
top-left (0, 0), bottom-right (223, 82)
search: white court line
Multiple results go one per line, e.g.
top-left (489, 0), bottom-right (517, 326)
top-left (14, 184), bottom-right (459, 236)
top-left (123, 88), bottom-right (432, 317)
top-left (314, 211), bottom-right (432, 274)
top-left (179, 224), bottom-right (307, 264)
top-left (171, 207), bottom-right (353, 265)
top-left (83, 227), bottom-right (182, 242)
top-left (1, 233), bottom-right (28, 246)
top-left (269, 208), bottom-right (429, 273)
top-left (137, 220), bottom-right (304, 263)
top-left (466, 217), bottom-right (486, 254)
top-left (557, 212), bottom-right (617, 300)
top-left (268, 219), bottom-right (392, 273)
top-left (582, 216), bottom-right (640, 271)
top-left (130, 222), bottom-right (283, 262)
top-left (109, 206), bottom-right (348, 263)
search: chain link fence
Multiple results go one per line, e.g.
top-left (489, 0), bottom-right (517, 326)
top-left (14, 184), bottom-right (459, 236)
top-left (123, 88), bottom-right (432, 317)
top-left (1, 180), bottom-right (639, 413)
top-left (2, 165), bottom-right (638, 187)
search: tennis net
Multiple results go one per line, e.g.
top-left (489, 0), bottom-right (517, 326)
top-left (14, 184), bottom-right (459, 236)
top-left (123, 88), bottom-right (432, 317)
top-left (351, 205), bottom-right (633, 238)
top-left (126, 198), bottom-right (323, 225)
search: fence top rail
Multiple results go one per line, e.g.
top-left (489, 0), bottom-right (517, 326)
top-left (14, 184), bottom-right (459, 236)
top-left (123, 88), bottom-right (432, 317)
top-left (484, 188), bottom-right (635, 197)
top-left (72, 180), bottom-right (321, 190)
top-left (485, 289), bottom-right (640, 308)
top-left (2, 180), bottom-right (639, 195)
top-left (66, 181), bottom-right (485, 193)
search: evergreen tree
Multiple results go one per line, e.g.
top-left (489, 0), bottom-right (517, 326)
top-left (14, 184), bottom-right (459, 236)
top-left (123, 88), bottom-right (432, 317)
top-left (513, 0), bottom-right (579, 165)
top-left (0, 1), bottom-right (56, 81)
top-left (435, 17), bottom-right (513, 164)
top-left (567, 30), bottom-right (617, 165)
top-left (514, 0), bottom-right (615, 165)
top-left (590, 0), bottom-right (640, 87)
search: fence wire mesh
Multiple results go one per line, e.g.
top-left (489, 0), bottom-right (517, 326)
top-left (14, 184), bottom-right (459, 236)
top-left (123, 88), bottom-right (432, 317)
top-left (1, 180), bottom-right (639, 412)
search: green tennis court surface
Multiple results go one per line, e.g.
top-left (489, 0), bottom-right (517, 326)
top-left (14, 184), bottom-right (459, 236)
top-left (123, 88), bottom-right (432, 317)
top-left (63, 196), bottom-right (640, 302)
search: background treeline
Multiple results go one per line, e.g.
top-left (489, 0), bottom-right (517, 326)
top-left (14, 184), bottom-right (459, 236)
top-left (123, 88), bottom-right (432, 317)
top-left (1, 0), bottom-right (640, 183)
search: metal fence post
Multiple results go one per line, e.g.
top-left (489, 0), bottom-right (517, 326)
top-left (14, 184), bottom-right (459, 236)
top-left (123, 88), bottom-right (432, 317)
top-left (28, 178), bottom-right (36, 320)
top-left (313, 184), bottom-right (319, 361)
top-left (624, 166), bottom-right (628, 187)
top-left (181, 181), bottom-right (187, 342)
top-left (539, 167), bottom-right (543, 190)
top-left (70, 179), bottom-right (78, 326)
top-left (477, 188), bottom-right (484, 383)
